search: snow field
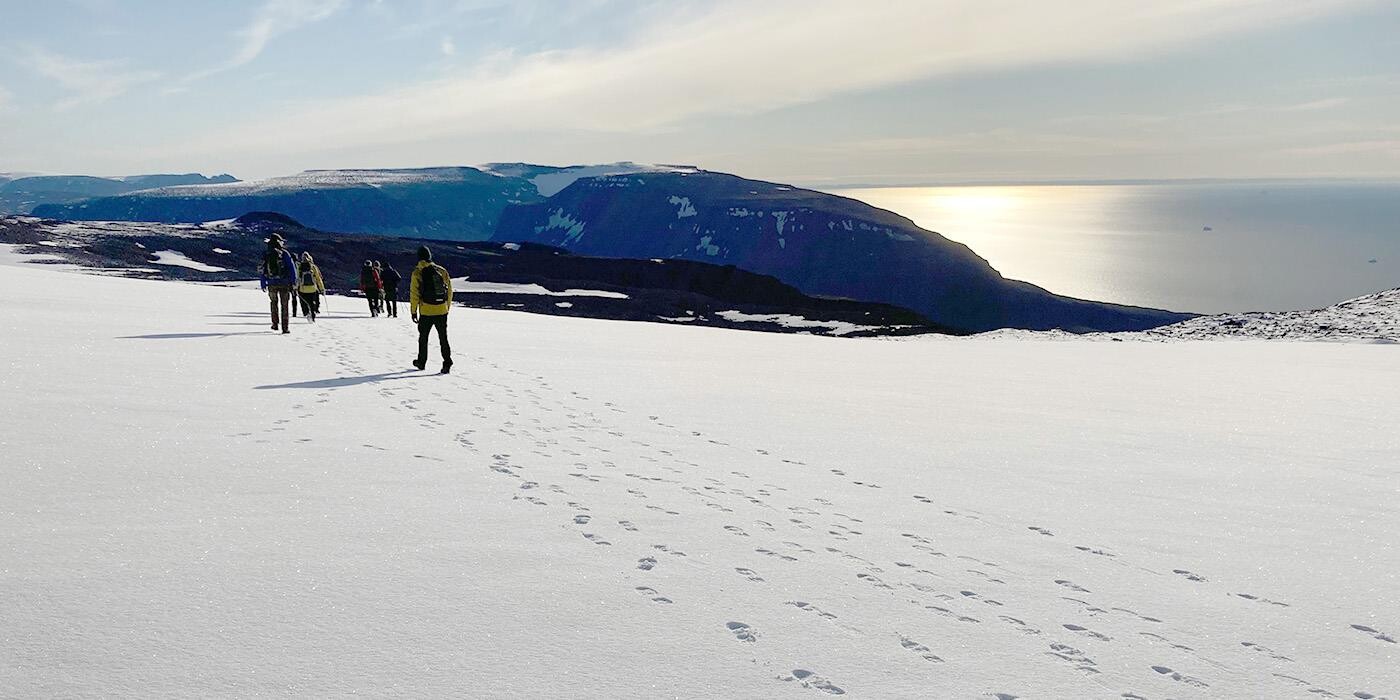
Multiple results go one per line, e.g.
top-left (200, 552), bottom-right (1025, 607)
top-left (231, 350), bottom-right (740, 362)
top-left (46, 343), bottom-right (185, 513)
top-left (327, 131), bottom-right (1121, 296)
top-left (1, 258), bottom-right (1397, 698)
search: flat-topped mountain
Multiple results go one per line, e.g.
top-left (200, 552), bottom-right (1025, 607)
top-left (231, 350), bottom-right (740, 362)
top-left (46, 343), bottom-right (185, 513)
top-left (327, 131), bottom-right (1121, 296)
top-left (33, 168), bottom-right (539, 240)
top-left (1, 173), bottom-right (236, 214)
top-left (492, 171), bottom-right (1194, 333)
top-left (29, 163), bottom-right (1195, 332)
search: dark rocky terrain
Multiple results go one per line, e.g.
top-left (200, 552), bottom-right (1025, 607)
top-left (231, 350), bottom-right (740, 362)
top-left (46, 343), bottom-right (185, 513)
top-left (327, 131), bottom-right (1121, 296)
top-left (0, 213), bottom-right (949, 337)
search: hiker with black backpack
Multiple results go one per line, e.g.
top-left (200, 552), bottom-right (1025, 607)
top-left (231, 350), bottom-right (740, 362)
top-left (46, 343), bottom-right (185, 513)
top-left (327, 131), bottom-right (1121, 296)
top-left (380, 261), bottom-right (402, 318)
top-left (258, 234), bottom-right (298, 334)
top-left (360, 260), bottom-right (383, 317)
top-left (410, 245), bottom-right (454, 373)
top-left (297, 252), bottom-right (326, 322)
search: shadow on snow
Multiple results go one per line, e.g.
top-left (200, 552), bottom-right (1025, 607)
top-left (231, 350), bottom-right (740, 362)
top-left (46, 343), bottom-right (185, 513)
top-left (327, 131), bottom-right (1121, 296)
top-left (254, 371), bottom-right (423, 391)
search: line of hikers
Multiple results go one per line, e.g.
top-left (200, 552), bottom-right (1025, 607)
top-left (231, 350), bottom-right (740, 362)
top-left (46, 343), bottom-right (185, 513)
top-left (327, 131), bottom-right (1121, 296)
top-left (258, 233), bottom-right (455, 373)
top-left (359, 259), bottom-right (401, 318)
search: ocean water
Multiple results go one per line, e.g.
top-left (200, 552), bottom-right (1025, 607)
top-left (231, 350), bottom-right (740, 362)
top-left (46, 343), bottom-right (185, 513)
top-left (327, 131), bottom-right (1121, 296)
top-left (829, 181), bottom-right (1400, 314)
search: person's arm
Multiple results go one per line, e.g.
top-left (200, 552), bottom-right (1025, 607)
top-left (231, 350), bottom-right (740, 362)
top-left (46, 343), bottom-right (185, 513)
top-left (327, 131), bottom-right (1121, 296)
top-left (315, 266), bottom-right (325, 293)
top-left (444, 267), bottom-right (452, 300)
top-left (410, 268), bottom-right (420, 320)
top-left (284, 251), bottom-right (298, 286)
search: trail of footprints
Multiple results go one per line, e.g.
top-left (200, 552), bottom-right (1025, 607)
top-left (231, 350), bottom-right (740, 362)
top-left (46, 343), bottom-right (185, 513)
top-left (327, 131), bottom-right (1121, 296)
top-left (282, 324), bottom-right (1390, 698)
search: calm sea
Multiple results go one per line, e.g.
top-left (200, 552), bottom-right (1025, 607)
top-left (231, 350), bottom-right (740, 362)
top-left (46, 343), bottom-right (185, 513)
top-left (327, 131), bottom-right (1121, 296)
top-left (828, 181), bottom-right (1400, 314)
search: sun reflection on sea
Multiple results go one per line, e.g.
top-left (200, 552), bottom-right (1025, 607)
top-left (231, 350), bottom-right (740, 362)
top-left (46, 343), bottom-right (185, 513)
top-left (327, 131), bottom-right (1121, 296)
top-left (831, 185), bottom-right (1140, 306)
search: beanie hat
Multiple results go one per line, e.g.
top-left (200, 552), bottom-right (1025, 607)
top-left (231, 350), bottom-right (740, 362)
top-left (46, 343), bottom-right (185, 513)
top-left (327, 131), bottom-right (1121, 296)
top-left (417, 245), bottom-right (432, 262)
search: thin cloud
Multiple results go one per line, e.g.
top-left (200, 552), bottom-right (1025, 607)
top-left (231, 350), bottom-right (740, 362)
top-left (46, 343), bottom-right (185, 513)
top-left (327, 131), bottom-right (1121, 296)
top-left (440, 36), bottom-right (457, 57)
top-left (180, 0), bottom-right (1379, 157)
top-left (23, 46), bottom-right (161, 110)
top-left (185, 0), bottom-right (346, 82)
top-left (1281, 97), bottom-right (1351, 111)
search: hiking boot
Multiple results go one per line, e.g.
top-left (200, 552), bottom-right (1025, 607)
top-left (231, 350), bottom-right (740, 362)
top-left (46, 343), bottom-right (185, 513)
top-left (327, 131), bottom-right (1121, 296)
top-left (271, 323), bottom-right (279, 330)
top-left (441, 361), bottom-right (453, 374)
top-left (282, 328), bottom-right (290, 334)
top-left (412, 359), bottom-right (426, 371)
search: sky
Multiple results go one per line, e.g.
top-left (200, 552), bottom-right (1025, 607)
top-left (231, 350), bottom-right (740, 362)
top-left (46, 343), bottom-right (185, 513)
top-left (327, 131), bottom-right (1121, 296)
top-left (1, 0), bottom-right (1398, 185)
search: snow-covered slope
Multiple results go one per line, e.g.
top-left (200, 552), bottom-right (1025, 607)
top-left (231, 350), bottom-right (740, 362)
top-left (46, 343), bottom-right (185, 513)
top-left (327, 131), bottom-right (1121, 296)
top-left (1133, 288), bottom-right (1400, 342)
top-left (1, 256), bottom-right (1396, 697)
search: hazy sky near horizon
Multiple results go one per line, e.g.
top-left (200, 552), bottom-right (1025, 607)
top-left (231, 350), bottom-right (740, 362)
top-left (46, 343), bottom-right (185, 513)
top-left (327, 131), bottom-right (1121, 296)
top-left (1, 0), bottom-right (1398, 184)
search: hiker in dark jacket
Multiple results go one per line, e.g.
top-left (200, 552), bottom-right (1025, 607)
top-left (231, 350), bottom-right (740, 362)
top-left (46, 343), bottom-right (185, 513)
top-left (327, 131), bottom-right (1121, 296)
top-left (380, 261), bottom-right (402, 318)
top-left (258, 234), bottom-right (298, 333)
top-left (359, 260), bottom-right (383, 317)
top-left (410, 245), bottom-right (454, 373)
top-left (297, 252), bottom-right (326, 322)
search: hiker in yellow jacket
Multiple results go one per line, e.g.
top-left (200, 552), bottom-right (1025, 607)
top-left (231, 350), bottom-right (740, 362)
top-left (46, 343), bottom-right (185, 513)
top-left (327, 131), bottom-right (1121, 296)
top-left (410, 245), bottom-right (454, 373)
top-left (296, 252), bottom-right (326, 323)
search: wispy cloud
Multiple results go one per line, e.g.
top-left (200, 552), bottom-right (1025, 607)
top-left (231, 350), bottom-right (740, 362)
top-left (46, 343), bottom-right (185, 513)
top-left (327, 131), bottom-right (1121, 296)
top-left (1281, 97), bottom-right (1351, 111)
top-left (185, 0), bottom-right (347, 82)
top-left (440, 36), bottom-right (457, 57)
top-left (1284, 138), bottom-right (1400, 156)
top-left (23, 46), bottom-right (161, 110)
top-left (181, 0), bottom-right (1378, 159)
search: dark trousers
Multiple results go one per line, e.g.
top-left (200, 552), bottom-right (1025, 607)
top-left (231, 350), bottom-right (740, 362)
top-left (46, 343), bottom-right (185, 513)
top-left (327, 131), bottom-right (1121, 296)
top-left (416, 314), bottom-right (451, 366)
top-left (267, 286), bottom-right (291, 330)
top-left (299, 292), bottom-right (320, 320)
top-left (290, 291), bottom-right (299, 316)
top-left (384, 286), bottom-right (399, 317)
top-left (366, 293), bottom-right (381, 316)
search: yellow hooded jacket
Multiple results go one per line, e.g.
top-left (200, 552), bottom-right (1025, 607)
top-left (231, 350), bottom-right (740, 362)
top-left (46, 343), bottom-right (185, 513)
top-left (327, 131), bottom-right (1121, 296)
top-left (297, 263), bottom-right (326, 294)
top-left (410, 261), bottom-right (453, 316)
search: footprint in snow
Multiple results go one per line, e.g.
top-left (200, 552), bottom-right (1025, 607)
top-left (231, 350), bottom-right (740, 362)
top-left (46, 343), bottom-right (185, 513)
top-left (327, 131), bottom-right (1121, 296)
top-left (778, 669), bottom-right (845, 695)
top-left (735, 567), bottom-right (764, 582)
top-left (787, 601), bottom-right (837, 620)
top-left (1063, 624), bottom-right (1111, 641)
top-left (1172, 569), bottom-right (1207, 582)
top-left (1235, 592), bottom-right (1290, 607)
top-left (1055, 579), bottom-right (1090, 593)
top-left (999, 615), bottom-right (1042, 635)
top-left (726, 621), bottom-right (758, 643)
top-left (1028, 526), bottom-right (1054, 536)
top-left (618, 520), bottom-right (638, 532)
top-left (582, 533), bottom-right (611, 545)
top-left (634, 586), bottom-right (672, 604)
top-left (1350, 624), bottom-right (1397, 644)
top-left (637, 557), bottom-right (657, 571)
top-left (1074, 545), bottom-right (1116, 557)
top-left (572, 514), bottom-right (592, 525)
top-left (1046, 642), bottom-right (1099, 675)
top-left (899, 636), bottom-right (944, 663)
top-left (913, 494), bottom-right (933, 504)
top-left (724, 525), bottom-right (749, 537)
top-left (1240, 641), bottom-right (1292, 661)
top-left (959, 590), bottom-right (1003, 606)
top-left (1151, 665), bottom-right (1209, 688)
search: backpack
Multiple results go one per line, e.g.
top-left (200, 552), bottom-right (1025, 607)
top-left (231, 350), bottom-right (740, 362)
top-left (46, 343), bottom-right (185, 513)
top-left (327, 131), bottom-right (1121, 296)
top-left (420, 264), bottom-right (449, 304)
top-left (300, 265), bottom-right (316, 290)
top-left (360, 267), bottom-right (380, 290)
top-left (264, 249), bottom-right (286, 279)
